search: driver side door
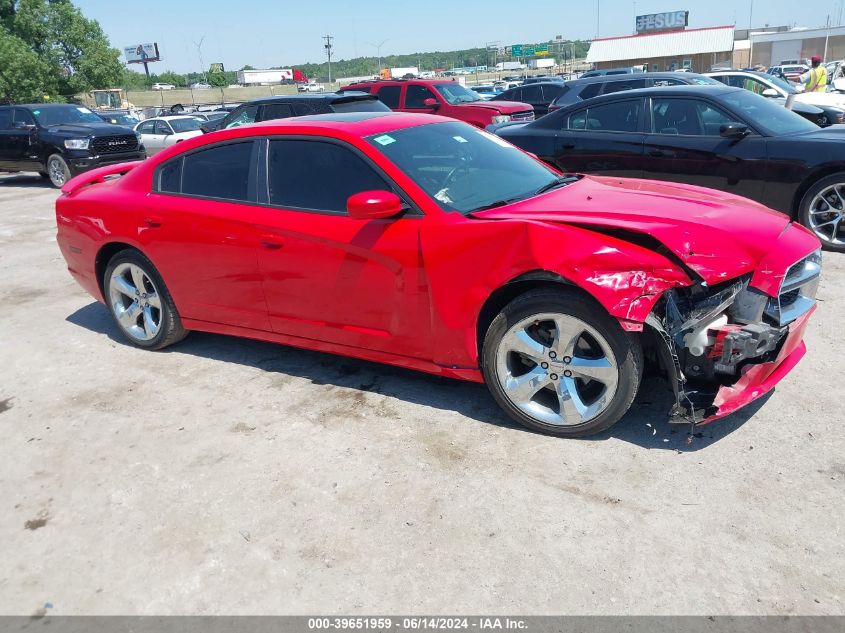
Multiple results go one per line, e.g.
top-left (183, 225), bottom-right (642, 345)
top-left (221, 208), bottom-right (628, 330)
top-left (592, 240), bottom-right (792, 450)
top-left (255, 137), bottom-right (431, 357)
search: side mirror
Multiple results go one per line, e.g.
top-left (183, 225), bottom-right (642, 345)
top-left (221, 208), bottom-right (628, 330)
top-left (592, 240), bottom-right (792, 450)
top-left (422, 97), bottom-right (440, 109)
top-left (720, 123), bottom-right (749, 138)
top-left (761, 88), bottom-right (779, 97)
top-left (347, 190), bottom-right (404, 219)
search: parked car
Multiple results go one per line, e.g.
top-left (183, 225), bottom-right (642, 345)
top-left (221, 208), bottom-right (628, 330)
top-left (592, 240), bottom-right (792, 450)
top-left (580, 67), bottom-right (645, 78)
top-left (339, 79), bottom-right (534, 127)
top-left (469, 85), bottom-right (499, 100)
top-left (133, 116), bottom-right (204, 155)
top-left (493, 80), bottom-right (521, 92)
top-left (492, 84), bottom-right (845, 250)
top-left (189, 82), bottom-right (212, 90)
top-left (200, 93), bottom-right (390, 133)
top-left (97, 111), bottom-right (141, 127)
top-left (521, 75), bottom-right (565, 85)
top-left (55, 112), bottom-right (820, 437)
top-left (496, 82), bottom-right (567, 117)
top-left (298, 82), bottom-right (325, 93)
top-left (768, 64), bottom-right (809, 83)
top-left (551, 71), bottom-right (832, 127)
top-left (151, 83), bottom-right (176, 91)
top-left (0, 103), bottom-right (144, 187)
top-left (706, 70), bottom-right (845, 123)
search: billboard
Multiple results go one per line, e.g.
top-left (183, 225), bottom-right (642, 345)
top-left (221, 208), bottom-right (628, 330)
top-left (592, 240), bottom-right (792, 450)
top-left (635, 11), bottom-right (688, 34)
top-left (209, 63), bottom-right (225, 73)
top-left (124, 43), bottom-right (160, 64)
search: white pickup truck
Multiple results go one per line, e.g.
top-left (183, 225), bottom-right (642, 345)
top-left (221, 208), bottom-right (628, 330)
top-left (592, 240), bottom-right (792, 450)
top-left (297, 82), bottom-right (325, 93)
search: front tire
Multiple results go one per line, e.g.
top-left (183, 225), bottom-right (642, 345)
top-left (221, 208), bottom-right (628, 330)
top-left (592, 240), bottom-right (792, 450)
top-left (103, 249), bottom-right (187, 350)
top-left (482, 289), bottom-right (642, 437)
top-left (46, 154), bottom-right (71, 188)
top-left (799, 173), bottom-right (845, 252)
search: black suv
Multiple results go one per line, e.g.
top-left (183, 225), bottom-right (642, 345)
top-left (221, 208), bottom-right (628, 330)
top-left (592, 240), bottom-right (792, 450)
top-left (0, 103), bottom-right (145, 187)
top-left (201, 92), bottom-right (390, 133)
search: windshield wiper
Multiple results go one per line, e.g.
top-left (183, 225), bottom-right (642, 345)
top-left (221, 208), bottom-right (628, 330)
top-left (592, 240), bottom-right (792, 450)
top-left (470, 197), bottom-right (524, 212)
top-left (534, 175), bottom-right (579, 196)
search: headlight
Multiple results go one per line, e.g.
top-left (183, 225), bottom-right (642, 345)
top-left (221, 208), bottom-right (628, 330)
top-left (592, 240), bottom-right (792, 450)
top-left (491, 114), bottom-right (512, 124)
top-left (64, 138), bottom-right (90, 150)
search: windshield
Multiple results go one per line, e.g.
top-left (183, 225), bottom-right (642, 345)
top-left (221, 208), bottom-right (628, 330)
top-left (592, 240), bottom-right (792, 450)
top-left (32, 106), bottom-right (103, 126)
top-left (170, 118), bottom-right (204, 133)
top-left (102, 114), bottom-right (139, 126)
top-left (434, 83), bottom-right (481, 104)
top-left (721, 89), bottom-right (817, 136)
top-left (761, 72), bottom-right (796, 94)
top-left (366, 121), bottom-right (562, 214)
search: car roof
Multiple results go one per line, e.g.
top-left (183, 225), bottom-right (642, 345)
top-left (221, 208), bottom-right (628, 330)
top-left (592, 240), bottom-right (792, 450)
top-left (566, 71), bottom-right (711, 86)
top-left (234, 111), bottom-right (450, 135)
top-left (556, 84), bottom-right (739, 110)
top-left (346, 78), bottom-right (463, 86)
top-left (13, 103), bottom-right (87, 109)
top-left (153, 115), bottom-right (201, 121)
top-left (241, 92), bottom-right (376, 105)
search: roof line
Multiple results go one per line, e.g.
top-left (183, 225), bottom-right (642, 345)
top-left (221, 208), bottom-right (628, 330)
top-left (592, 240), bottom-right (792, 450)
top-left (591, 24), bottom-right (735, 43)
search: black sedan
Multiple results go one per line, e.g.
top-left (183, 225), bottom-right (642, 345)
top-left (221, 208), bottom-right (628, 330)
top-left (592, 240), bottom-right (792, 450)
top-left (493, 85), bottom-right (845, 250)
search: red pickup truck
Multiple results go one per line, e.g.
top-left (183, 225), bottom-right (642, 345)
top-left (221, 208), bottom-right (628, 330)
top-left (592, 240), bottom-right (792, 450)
top-left (339, 79), bottom-right (534, 127)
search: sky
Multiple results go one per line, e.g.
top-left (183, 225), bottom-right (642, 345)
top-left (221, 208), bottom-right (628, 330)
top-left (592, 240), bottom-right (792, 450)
top-left (76, 0), bottom-right (840, 74)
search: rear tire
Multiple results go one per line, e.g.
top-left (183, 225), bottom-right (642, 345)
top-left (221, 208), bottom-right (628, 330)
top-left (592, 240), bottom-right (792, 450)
top-left (482, 289), bottom-right (642, 437)
top-left (103, 249), bottom-right (187, 350)
top-left (798, 172), bottom-right (845, 252)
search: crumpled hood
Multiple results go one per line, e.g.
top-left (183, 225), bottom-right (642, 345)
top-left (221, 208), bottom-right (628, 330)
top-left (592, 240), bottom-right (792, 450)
top-left (472, 175), bottom-right (798, 285)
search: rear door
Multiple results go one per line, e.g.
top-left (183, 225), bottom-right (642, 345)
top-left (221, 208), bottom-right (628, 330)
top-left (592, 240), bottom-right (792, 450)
top-left (641, 96), bottom-right (768, 199)
top-left (551, 98), bottom-right (646, 176)
top-left (373, 85), bottom-right (402, 111)
top-left (519, 84), bottom-right (546, 116)
top-left (10, 109), bottom-right (39, 170)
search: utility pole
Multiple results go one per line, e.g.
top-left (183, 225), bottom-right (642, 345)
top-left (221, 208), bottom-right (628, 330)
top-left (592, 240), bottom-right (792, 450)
top-left (323, 34), bottom-right (334, 84)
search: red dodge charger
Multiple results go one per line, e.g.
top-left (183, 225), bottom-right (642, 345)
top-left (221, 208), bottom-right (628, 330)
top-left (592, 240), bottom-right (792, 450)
top-left (56, 112), bottom-right (821, 437)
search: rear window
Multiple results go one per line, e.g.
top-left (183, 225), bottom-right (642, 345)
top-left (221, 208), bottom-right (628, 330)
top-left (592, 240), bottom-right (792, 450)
top-left (331, 98), bottom-right (390, 113)
top-left (602, 79), bottom-right (647, 94)
top-left (376, 85), bottom-right (401, 108)
top-left (578, 83), bottom-right (602, 100)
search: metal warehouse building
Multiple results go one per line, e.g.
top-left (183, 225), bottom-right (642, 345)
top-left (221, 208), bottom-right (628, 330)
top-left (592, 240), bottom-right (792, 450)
top-left (586, 25), bottom-right (735, 73)
top-left (749, 26), bottom-right (845, 67)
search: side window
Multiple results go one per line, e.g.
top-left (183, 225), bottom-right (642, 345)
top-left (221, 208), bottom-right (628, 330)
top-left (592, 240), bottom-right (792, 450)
top-left (260, 103), bottom-right (294, 121)
top-left (602, 79), bottom-right (647, 94)
top-left (540, 84), bottom-right (564, 101)
top-left (158, 157), bottom-right (183, 193)
top-left (268, 140), bottom-right (391, 213)
top-left (137, 120), bottom-right (155, 134)
top-left (405, 85), bottom-right (436, 108)
top-left (652, 78), bottom-right (685, 87)
top-left (521, 85), bottom-right (543, 102)
top-left (13, 108), bottom-right (36, 126)
top-left (0, 108), bottom-right (11, 130)
top-left (567, 109), bottom-right (587, 130)
top-left (581, 100), bottom-right (641, 132)
top-left (651, 98), bottom-right (735, 136)
top-left (180, 141), bottom-right (255, 201)
top-left (376, 85), bottom-right (401, 109)
top-left (154, 120), bottom-right (172, 135)
top-left (505, 88), bottom-right (522, 102)
top-left (225, 105), bottom-right (258, 129)
top-left (578, 83), bottom-right (602, 100)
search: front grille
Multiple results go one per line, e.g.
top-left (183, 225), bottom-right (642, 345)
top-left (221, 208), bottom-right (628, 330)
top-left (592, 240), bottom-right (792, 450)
top-left (511, 111), bottom-right (535, 121)
top-left (91, 135), bottom-right (139, 155)
top-left (763, 251), bottom-right (821, 325)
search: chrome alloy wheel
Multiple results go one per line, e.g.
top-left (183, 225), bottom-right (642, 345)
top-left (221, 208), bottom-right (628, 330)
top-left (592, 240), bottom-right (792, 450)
top-left (108, 263), bottom-right (163, 341)
top-left (48, 156), bottom-right (68, 187)
top-left (495, 313), bottom-right (619, 426)
top-left (808, 183), bottom-right (845, 246)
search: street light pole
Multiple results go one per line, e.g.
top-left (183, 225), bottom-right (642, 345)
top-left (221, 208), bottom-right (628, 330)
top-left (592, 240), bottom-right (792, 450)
top-left (366, 39), bottom-right (388, 76)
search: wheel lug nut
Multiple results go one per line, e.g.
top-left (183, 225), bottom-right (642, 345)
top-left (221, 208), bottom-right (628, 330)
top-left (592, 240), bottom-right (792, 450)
top-left (563, 356), bottom-right (572, 364)
top-left (541, 362), bottom-right (549, 369)
top-left (550, 373), bottom-right (558, 380)
top-left (564, 370), bottom-right (572, 378)
top-left (549, 351), bottom-right (557, 359)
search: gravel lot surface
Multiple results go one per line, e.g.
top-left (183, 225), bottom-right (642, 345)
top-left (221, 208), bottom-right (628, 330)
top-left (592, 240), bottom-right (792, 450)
top-left (0, 173), bottom-right (842, 615)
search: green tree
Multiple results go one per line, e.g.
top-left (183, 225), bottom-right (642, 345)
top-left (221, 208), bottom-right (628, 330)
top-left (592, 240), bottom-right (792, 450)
top-left (0, 0), bottom-right (123, 103)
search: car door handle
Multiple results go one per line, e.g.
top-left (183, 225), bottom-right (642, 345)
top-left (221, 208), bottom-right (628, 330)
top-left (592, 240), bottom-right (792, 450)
top-left (647, 149), bottom-right (675, 157)
top-left (260, 239), bottom-right (283, 250)
top-left (143, 216), bottom-right (162, 228)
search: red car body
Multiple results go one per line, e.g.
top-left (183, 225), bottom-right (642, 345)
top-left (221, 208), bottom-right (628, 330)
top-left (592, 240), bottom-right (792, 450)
top-left (340, 79), bottom-right (535, 127)
top-left (55, 113), bottom-right (820, 433)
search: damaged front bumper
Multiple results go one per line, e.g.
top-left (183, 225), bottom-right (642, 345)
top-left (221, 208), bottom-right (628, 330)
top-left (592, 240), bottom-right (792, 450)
top-left (647, 250), bottom-right (821, 426)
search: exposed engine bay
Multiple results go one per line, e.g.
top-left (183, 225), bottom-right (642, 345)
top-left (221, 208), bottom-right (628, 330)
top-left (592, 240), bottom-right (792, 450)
top-left (645, 251), bottom-right (822, 426)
